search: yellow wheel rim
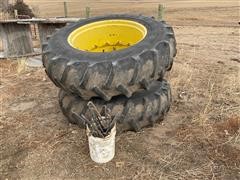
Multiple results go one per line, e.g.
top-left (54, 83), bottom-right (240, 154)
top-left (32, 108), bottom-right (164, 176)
top-left (68, 19), bottom-right (147, 53)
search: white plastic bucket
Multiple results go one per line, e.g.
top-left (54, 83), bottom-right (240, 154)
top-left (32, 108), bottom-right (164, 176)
top-left (87, 124), bottom-right (116, 163)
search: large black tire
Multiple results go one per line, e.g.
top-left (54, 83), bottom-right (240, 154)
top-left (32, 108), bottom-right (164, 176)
top-left (59, 80), bottom-right (171, 133)
top-left (43, 14), bottom-right (176, 101)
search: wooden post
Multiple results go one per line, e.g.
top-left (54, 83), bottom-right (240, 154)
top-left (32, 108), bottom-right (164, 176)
top-left (85, 7), bottom-right (90, 18)
top-left (32, 24), bottom-right (37, 39)
top-left (158, 4), bottom-right (164, 20)
top-left (64, 1), bottom-right (68, 18)
top-left (14, 9), bottom-right (18, 19)
top-left (0, 22), bottom-right (34, 58)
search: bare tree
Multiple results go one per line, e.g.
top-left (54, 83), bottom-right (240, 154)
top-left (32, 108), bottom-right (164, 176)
top-left (7, 0), bottom-right (35, 18)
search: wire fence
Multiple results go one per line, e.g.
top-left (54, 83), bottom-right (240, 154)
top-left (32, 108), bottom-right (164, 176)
top-left (1, 0), bottom-right (238, 20)
top-left (1, 1), bottom-right (164, 19)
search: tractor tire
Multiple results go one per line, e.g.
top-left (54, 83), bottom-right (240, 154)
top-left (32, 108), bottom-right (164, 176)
top-left (43, 14), bottom-right (176, 101)
top-left (59, 80), bottom-right (171, 133)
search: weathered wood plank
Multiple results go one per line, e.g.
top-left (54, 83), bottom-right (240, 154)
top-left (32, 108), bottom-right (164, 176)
top-left (38, 23), bottom-right (66, 46)
top-left (0, 18), bottom-right (80, 23)
top-left (0, 22), bottom-right (34, 57)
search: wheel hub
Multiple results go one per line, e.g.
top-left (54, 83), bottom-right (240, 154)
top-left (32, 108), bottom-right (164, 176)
top-left (68, 19), bottom-right (147, 53)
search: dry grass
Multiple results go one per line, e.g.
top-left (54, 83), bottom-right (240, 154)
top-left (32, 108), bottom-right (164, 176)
top-left (166, 62), bottom-right (240, 178)
top-left (17, 58), bottom-right (28, 74)
top-left (166, 121), bottom-right (240, 179)
top-left (162, 25), bottom-right (240, 179)
top-left (216, 116), bottom-right (240, 135)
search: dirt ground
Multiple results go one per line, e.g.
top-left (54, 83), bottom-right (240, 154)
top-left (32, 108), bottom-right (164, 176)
top-left (1, 1), bottom-right (240, 180)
